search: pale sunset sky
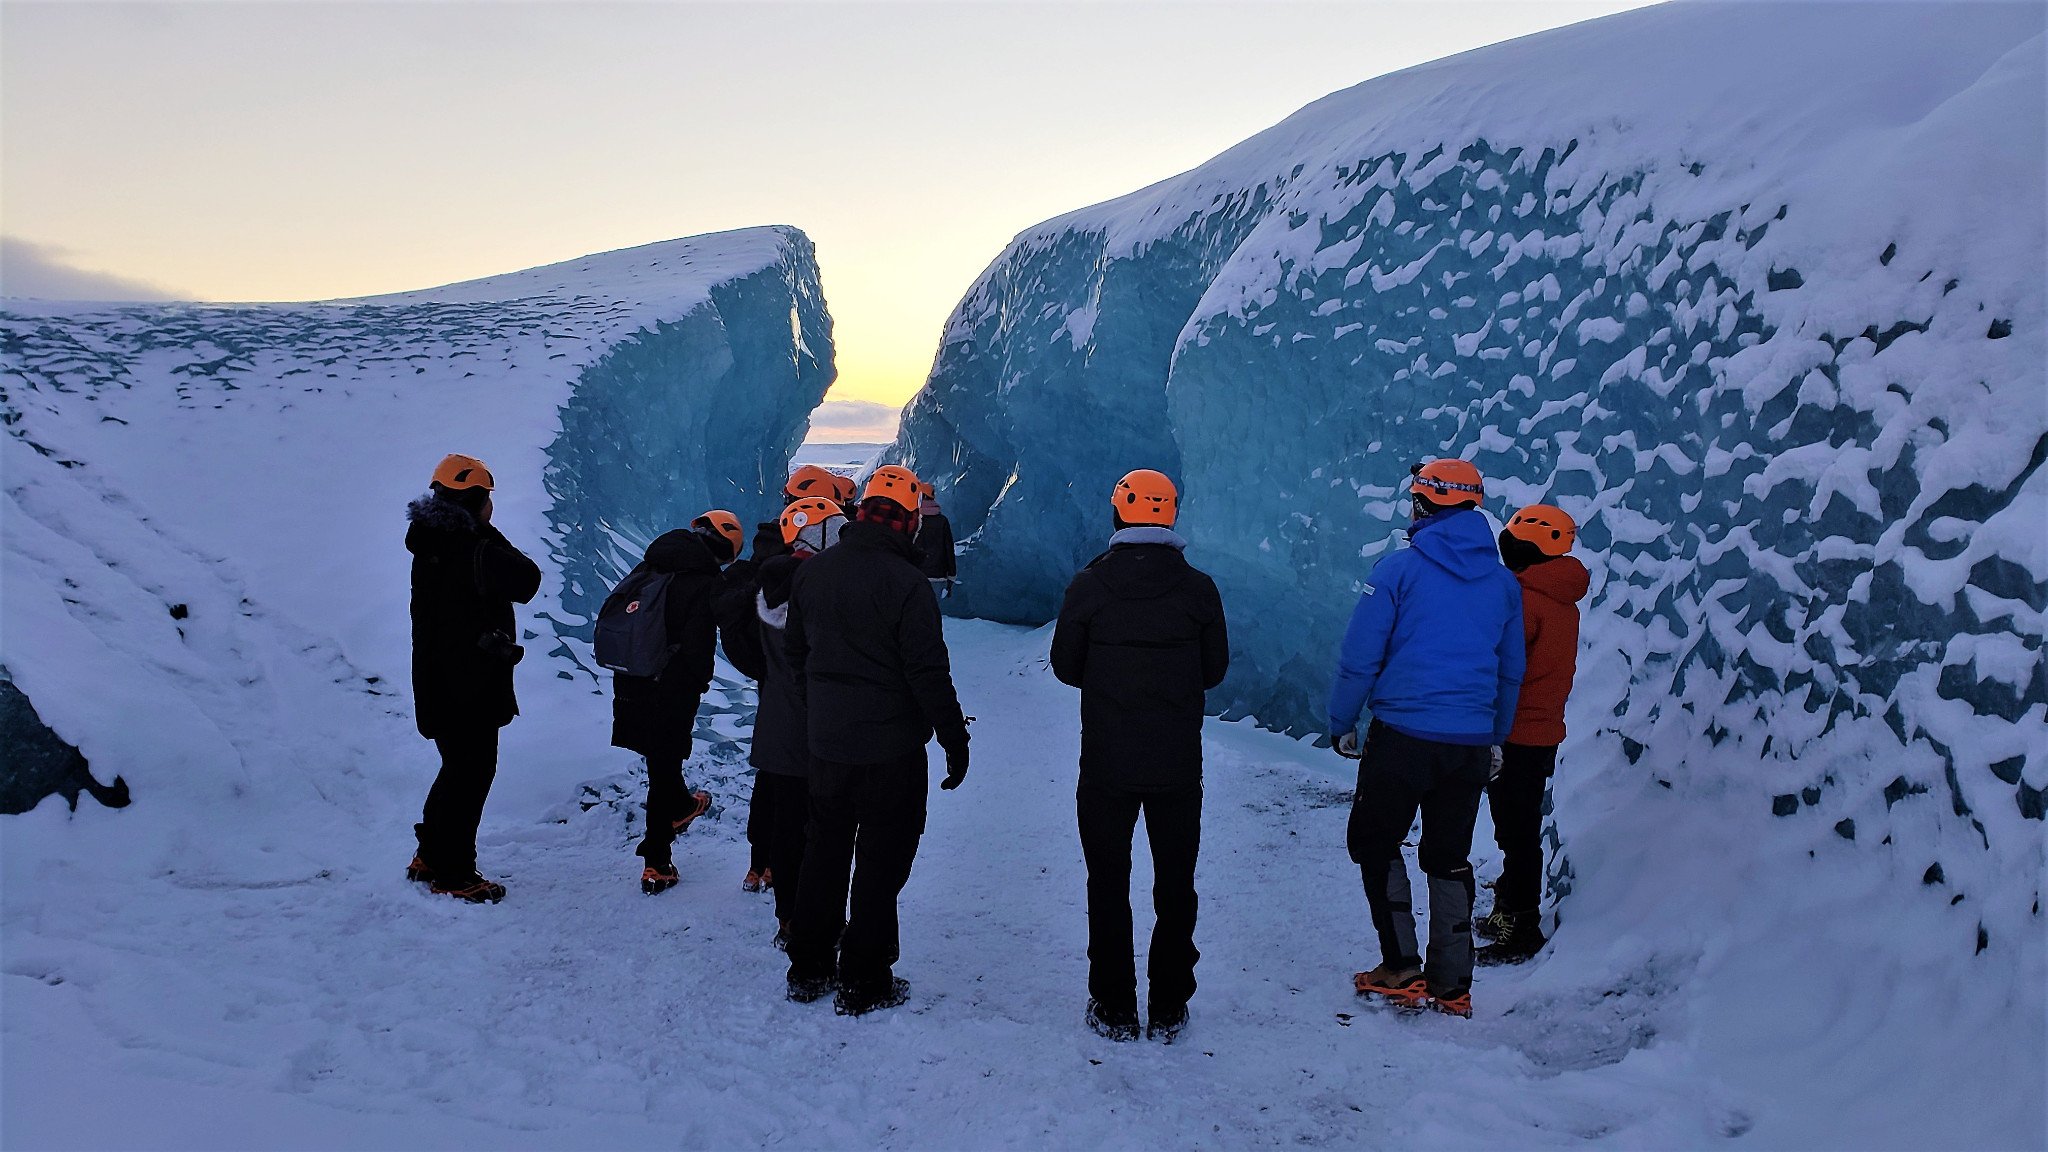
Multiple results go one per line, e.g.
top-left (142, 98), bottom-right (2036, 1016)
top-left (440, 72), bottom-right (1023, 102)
top-left (3, 1), bottom-right (1652, 439)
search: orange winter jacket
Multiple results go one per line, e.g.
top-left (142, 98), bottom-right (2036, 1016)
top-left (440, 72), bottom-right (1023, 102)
top-left (1507, 555), bottom-right (1590, 747)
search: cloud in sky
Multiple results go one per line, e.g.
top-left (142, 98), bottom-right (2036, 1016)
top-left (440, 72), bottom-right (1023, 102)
top-left (806, 398), bottom-right (901, 444)
top-left (0, 236), bottom-right (188, 301)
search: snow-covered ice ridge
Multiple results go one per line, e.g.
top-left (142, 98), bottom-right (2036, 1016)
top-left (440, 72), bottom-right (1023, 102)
top-left (895, 3), bottom-right (2043, 931)
top-left (2, 225), bottom-right (831, 807)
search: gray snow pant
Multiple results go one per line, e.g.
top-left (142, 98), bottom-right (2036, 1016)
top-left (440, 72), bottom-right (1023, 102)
top-left (1347, 720), bottom-right (1488, 997)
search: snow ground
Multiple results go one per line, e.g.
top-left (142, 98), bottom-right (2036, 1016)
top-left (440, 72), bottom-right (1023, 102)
top-left (11, 618), bottom-right (2022, 1151)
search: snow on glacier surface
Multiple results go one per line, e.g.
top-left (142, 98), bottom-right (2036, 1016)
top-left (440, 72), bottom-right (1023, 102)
top-left (1, 225), bottom-right (831, 819)
top-left (889, 2), bottom-right (2044, 1140)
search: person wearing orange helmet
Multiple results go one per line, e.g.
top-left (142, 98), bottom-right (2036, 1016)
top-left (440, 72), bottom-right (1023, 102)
top-left (730, 495), bottom-right (849, 939)
top-left (911, 480), bottom-right (957, 594)
top-left (594, 509), bottom-right (752, 894)
top-left (1052, 468), bottom-right (1228, 1043)
top-left (1476, 505), bottom-right (1590, 965)
top-left (1327, 457), bottom-right (1525, 1018)
top-left (783, 463), bottom-right (970, 1015)
top-left (404, 454), bottom-right (542, 903)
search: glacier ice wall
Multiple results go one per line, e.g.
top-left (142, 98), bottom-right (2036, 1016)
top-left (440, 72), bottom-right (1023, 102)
top-left (892, 1), bottom-right (2044, 959)
top-left (0, 226), bottom-right (831, 810)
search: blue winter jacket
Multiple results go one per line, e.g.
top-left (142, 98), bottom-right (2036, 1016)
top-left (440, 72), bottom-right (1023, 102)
top-left (1327, 508), bottom-right (1526, 745)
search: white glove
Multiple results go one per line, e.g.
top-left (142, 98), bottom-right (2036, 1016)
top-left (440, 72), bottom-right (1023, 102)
top-left (1336, 730), bottom-right (1363, 759)
top-left (1489, 745), bottom-right (1505, 780)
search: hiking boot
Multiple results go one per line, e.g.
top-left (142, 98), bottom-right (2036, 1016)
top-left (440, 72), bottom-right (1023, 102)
top-left (1146, 1001), bottom-right (1189, 1043)
top-left (430, 871), bottom-right (506, 904)
top-left (743, 868), bottom-right (766, 893)
top-left (1475, 911), bottom-right (1546, 966)
top-left (771, 920), bottom-right (790, 952)
top-left (834, 977), bottom-right (911, 1017)
top-left (642, 858), bottom-right (680, 895)
top-left (1354, 963), bottom-right (1428, 1007)
top-left (671, 791), bottom-right (712, 836)
top-left (787, 973), bottom-right (836, 1003)
top-left (1428, 989), bottom-right (1473, 1018)
top-left (1085, 999), bottom-right (1139, 1042)
top-left (405, 855), bottom-right (434, 884)
top-left (759, 867), bottom-right (774, 890)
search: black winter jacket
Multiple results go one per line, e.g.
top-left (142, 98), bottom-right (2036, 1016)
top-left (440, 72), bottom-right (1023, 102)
top-left (607, 530), bottom-right (737, 759)
top-left (786, 521), bottom-right (967, 765)
top-left (403, 494), bottom-right (536, 733)
top-left (914, 513), bottom-right (957, 580)
top-left (748, 552), bottom-right (810, 777)
top-left (407, 494), bottom-right (543, 739)
top-left (1051, 528), bottom-right (1229, 791)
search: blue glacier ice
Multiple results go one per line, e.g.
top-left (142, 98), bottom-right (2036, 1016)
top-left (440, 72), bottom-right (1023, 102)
top-left (891, 2), bottom-right (2043, 935)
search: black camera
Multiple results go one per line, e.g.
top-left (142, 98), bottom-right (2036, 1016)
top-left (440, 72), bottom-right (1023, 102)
top-left (476, 629), bottom-right (525, 665)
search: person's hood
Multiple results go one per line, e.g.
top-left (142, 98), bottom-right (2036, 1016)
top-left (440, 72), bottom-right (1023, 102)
top-left (1517, 553), bottom-right (1591, 605)
top-left (1407, 508), bottom-right (1507, 582)
top-left (837, 518), bottom-right (923, 565)
top-left (1089, 527), bottom-right (1191, 600)
top-left (919, 497), bottom-right (942, 515)
top-left (643, 528), bottom-right (721, 576)
top-left (406, 492), bottom-right (477, 534)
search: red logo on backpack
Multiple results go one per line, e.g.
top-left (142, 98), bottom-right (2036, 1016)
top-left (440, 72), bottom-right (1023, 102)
top-left (626, 601), bottom-right (642, 613)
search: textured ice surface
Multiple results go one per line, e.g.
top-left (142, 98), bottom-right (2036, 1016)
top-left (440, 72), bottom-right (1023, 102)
top-left (1, 226), bottom-right (831, 797)
top-left (890, 3), bottom-right (2042, 1134)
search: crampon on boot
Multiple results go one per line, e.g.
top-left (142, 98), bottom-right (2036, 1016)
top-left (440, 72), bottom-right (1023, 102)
top-left (786, 972), bottom-right (835, 1004)
top-left (671, 791), bottom-right (712, 837)
top-left (642, 858), bottom-right (680, 895)
top-left (405, 855), bottom-right (434, 884)
top-left (1429, 989), bottom-right (1474, 1018)
top-left (1353, 964), bottom-right (1428, 1007)
top-left (1476, 911), bottom-right (1546, 966)
top-left (743, 868), bottom-right (766, 893)
top-left (835, 977), bottom-right (910, 1017)
top-left (1146, 1001), bottom-right (1189, 1043)
top-left (429, 871), bottom-right (506, 904)
top-left (1474, 909), bottom-right (1512, 942)
top-left (1085, 999), bottom-right (1139, 1042)
top-left (759, 867), bottom-right (774, 890)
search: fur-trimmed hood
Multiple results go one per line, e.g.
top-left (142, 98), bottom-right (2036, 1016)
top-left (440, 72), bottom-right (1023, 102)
top-left (406, 492), bottom-right (478, 534)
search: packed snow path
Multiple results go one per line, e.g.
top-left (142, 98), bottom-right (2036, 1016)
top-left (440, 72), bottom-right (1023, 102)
top-left (6, 620), bottom-right (1893, 1150)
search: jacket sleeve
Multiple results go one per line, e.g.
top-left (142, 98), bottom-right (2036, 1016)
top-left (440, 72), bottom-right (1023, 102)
top-left (475, 528), bottom-right (542, 605)
top-left (1049, 573), bottom-right (1096, 689)
top-left (1492, 578), bottom-right (1528, 744)
top-left (938, 519), bottom-right (958, 578)
top-left (897, 578), bottom-right (967, 745)
top-left (1198, 576), bottom-right (1230, 691)
top-left (713, 561), bottom-right (766, 682)
top-left (1327, 562), bottom-right (1399, 737)
top-left (784, 582), bottom-right (810, 708)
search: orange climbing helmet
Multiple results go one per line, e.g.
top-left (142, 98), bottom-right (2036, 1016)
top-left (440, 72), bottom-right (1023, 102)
top-left (1506, 504), bottom-right (1577, 556)
top-left (862, 464), bottom-right (922, 513)
top-left (691, 510), bottom-right (744, 560)
top-left (830, 473), bottom-right (858, 505)
top-left (784, 464), bottom-right (840, 503)
top-left (1113, 469), bottom-right (1178, 527)
top-left (431, 453), bottom-right (495, 491)
top-left (1410, 459), bottom-right (1484, 507)
top-left (779, 497), bottom-right (844, 545)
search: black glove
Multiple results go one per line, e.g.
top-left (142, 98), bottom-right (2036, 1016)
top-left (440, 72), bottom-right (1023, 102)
top-left (752, 521), bottom-right (789, 561)
top-left (938, 727), bottom-right (970, 790)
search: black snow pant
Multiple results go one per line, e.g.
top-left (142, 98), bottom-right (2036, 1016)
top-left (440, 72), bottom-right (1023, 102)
top-left (787, 750), bottom-right (929, 994)
top-left (757, 771), bottom-right (811, 924)
top-left (416, 726), bottom-right (500, 876)
top-left (1486, 743), bottom-right (1557, 915)
top-left (1076, 779), bottom-right (1202, 1016)
top-left (636, 750), bottom-right (695, 862)
top-left (746, 773), bottom-right (774, 874)
top-left (1347, 720), bottom-right (1488, 997)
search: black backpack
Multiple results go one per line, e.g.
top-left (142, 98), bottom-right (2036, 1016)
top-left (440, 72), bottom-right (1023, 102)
top-left (594, 568), bottom-right (678, 678)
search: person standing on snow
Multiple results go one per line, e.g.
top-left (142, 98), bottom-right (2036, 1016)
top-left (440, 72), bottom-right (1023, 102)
top-left (597, 511), bottom-right (751, 894)
top-left (783, 464), bottom-right (970, 1016)
top-left (1477, 505), bottom-right (1589, 965)
top-left (745, 496), bottom-right (847, 946)
top-left (1051, 469), bottom-right (1228, 1043)
top-left (405, 454), bottom-right (542, 903)
top-left (913, 481), bottom-right (957, 596)
top-left (1328, 459), bottom-right (1524, 1018)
